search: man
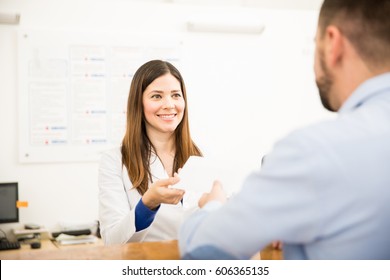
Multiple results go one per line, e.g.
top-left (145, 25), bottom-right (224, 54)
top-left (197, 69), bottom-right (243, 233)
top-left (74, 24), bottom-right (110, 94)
top-left (179, 0), bottom-right (390, 259)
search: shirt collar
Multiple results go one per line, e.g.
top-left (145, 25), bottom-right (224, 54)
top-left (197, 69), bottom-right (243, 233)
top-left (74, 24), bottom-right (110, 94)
top-left (339, 72), bottom-right (390, 113)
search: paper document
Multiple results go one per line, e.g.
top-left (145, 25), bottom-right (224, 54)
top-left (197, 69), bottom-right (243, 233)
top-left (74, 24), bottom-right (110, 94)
top-left (55, 234), bottom-right (98, 245)
top-left (175, 156), bottom-right (236, 209)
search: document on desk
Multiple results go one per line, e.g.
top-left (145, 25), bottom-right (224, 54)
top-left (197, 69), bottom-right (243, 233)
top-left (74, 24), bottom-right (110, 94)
top-left (175, 156), bottom-right (234, 209)
top-left (55, 233), bottom-right (98, 245)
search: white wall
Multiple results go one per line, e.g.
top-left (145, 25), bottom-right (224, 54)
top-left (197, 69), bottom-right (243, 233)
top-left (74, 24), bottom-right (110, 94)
top-left (0, 0), bottom-right (331, 235)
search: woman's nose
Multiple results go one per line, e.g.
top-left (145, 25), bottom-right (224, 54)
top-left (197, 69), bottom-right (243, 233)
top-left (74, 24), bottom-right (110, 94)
top-left (163, 97), bottom-right (175, 109)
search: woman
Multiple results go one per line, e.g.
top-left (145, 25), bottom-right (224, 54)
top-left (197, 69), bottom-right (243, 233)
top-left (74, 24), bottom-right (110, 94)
top-left (98, 60), bottom-right (202, 244)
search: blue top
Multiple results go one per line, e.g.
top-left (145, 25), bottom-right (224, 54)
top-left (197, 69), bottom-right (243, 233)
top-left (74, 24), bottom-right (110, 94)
top-left (135, 198), bottom-right (159, 232)
top-left (179, 72), bottom-right (390, 259)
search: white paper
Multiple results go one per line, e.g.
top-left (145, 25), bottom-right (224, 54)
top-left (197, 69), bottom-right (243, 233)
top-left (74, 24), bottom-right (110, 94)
top-left (176, 156), bottom-right (236, 209)
top-left (29, 82), bottom-right (68, 145)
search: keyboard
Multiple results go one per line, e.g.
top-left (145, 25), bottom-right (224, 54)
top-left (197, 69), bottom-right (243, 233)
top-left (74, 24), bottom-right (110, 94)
top-left (0, 240), bottom-right (21, 250)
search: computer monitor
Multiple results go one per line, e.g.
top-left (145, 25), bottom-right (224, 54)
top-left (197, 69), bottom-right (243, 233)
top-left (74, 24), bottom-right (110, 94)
top-left (0, 182), bottom-right (19, 224)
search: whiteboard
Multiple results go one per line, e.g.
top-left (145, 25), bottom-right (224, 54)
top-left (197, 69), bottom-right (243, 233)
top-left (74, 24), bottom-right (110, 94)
top-left (18, 29), bottom-right (183, 162)
top-left (18, 9), bottom-right (333, 173)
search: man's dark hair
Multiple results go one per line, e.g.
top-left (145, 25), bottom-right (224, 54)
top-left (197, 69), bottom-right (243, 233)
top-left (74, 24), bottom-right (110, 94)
top-left (319, 0), bottom-right (390, 67)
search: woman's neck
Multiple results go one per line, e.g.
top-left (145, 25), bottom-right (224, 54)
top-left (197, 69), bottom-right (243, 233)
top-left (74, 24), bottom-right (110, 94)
top-left (148, 130), bottom-right (175, 155)
top-left (147, 130), bottom-right (176, 176)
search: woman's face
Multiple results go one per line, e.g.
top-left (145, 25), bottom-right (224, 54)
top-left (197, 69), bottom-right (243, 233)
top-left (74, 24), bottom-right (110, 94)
top-left (142, 73), bottom-right (185, 136)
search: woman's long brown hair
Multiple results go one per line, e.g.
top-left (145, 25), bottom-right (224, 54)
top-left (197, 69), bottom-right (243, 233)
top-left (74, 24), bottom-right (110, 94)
top-left (121, 60), bottom-right (202, 195)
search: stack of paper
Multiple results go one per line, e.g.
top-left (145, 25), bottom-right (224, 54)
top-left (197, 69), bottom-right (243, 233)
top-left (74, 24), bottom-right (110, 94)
top-left (55, 233), bottom-right (98, 245)
top-left (13, 228), bottom-right (50, 241)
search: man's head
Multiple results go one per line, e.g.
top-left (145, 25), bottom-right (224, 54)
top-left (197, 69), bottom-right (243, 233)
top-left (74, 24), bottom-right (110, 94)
top-left (314, 0), bottom-right (390, 112)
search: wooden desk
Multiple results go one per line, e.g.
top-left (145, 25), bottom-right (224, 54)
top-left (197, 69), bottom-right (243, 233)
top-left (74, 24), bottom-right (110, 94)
top-left (0, 239), bottom-right (179, 260)
top-left (0, 239), bottom-right (282, 260)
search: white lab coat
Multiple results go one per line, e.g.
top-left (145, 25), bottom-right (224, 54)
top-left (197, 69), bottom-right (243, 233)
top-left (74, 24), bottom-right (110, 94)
top-left (98, 147), bottom-right (197, 245)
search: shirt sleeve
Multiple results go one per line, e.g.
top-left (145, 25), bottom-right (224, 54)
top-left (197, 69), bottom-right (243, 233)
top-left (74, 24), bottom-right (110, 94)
top-left (98, 149), bottom-right (150, 244)
top-left (179, 129), bottom-right (339, 259)
top-left (135, 198), bottom-right (160, 231)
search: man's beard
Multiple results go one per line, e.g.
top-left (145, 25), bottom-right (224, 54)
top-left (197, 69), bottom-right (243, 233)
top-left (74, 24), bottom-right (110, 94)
top-left (316, 52), bottom-right (336, 112)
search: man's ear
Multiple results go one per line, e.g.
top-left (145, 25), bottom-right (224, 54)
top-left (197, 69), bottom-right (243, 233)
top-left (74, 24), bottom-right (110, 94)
top-left (324, 25), bottom-right (344, 67)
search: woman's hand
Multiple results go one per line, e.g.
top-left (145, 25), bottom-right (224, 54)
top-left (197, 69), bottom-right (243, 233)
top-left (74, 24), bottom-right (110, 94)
top-left (142, 174), bottom-right (184, 210)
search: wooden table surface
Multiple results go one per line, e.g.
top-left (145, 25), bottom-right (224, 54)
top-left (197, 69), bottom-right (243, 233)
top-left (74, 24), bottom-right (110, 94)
top-left (0, 239), bottom-right (282, 260)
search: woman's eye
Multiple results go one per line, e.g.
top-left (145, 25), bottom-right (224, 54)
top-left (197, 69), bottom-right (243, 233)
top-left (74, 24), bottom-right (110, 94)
top-left (172, 93), bottom-right (182, 98)
top-left (151, 94), bottom-right (162, 99)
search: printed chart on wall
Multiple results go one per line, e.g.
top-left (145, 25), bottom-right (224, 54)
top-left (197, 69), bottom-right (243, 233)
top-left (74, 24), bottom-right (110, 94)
top-left (18, 29), bottom-right (182, 163)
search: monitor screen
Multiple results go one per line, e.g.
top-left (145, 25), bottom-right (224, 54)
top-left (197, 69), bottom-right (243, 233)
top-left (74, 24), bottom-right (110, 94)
top-left (0, 182), bottom-right (19, 224)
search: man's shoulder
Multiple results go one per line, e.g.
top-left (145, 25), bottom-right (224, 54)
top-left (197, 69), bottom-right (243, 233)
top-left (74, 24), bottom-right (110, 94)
top-left (277, 117), bottom-right (341, 149)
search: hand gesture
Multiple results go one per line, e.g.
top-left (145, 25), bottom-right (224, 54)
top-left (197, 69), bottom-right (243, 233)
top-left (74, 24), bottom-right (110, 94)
top-left (142, 174), bottom-right (184, 210)
top-left (272, 241), bottom-right (283, 250)
top-left (198, 180), bottom-right (227, 208)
